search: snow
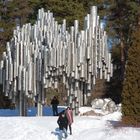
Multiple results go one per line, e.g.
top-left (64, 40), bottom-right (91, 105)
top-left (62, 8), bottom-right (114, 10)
top-left (0, 106), bottom-right (140, 140)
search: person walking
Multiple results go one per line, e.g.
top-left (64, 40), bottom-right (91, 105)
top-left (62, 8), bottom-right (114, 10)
top-left (57, 110), bottom-right (68, 139)
top-left (51, 96), bottom-right (59, 116)
top-left (65, 107), bottom-right (73, 135)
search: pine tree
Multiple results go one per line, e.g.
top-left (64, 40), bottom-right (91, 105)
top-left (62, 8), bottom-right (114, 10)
top-left (104, 0), bottom-right (140, 104)
top-left (122, 24), bottom-right (140, 125)
top-left (0, 0), bottom-right (34, 55)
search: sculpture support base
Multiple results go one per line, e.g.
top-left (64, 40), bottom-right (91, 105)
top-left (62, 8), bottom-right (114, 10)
top-left (37, 102), bottom-right (43, 116)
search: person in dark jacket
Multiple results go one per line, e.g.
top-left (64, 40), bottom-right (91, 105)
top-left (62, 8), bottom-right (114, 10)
top-left (57, 110), bottom-right (68, 138)
top-left (51, 96), bottom-right (59, 116)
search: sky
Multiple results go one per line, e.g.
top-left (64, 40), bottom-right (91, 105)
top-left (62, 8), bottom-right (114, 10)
top-left (0, 106), bottom-right (140, 140)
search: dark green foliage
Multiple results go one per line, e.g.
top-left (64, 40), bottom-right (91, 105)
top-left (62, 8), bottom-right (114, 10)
top-left (0, 0), bottom-right (34, 51)
top-left (106, 0), bottom-right (140, 58)
top-left (122, 26), bottom-right (140, 125)
top-left (43, 0), bottom-right (86, 28)
top-left (0, 0), bottom-right (107, 50)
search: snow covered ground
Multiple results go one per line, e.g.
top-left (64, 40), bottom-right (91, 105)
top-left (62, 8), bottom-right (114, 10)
top-left (0, 106), bottom-right (140, 140)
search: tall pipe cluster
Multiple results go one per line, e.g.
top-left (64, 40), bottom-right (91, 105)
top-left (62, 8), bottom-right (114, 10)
top-left (0, 6), bottom-right (113, 115)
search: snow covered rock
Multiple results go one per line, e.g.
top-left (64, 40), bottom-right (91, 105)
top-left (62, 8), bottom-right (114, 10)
top-left (116, 103), bottom-right (122, 112)
top-left (91, 98), bottom-right (120, 113)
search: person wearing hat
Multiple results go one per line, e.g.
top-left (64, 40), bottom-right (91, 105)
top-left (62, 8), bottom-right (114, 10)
top-left (57, 110), bottom-right (68, 138)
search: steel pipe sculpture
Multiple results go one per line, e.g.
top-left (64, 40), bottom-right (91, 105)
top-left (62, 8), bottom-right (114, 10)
top-left (0, 6), bottom-right (113, 116)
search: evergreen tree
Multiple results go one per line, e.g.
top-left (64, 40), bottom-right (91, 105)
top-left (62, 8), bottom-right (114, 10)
top-left (0, 0), bottom-right (34, 55)
top-left (42, 0), bottom-right (86, 28)
top-left (109, 1), bottom-right (140, 125)
top-left (105, 0), bottom-right (140, 104)
top-left (122, 24), bottom-right (140, 125)
top-left (108, 0), bottom-right (140, 78)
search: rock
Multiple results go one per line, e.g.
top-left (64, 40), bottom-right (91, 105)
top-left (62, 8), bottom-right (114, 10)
top-left (81, 110), bottom-right (102, 116)
top-left (91, 98), bottom-right (105, 109)
top-left (91, 98), bottom-right (120, 113)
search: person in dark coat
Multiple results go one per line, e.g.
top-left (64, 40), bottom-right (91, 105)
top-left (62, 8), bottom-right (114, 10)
top-left (57, 110), bottom-right (68, 138)
top-left (51, 96), bottom-right (59, 116)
